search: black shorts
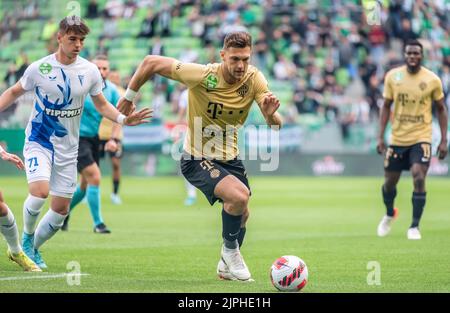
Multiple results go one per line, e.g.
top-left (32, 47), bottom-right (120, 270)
top-left (77, 136), bottom-right (100, 173)
top-left (180, 153), bottom-right (251, 205)
top-left (384, 142), bottom-right (432, 172)
top-left (99, 139), bottom-right (123, 159)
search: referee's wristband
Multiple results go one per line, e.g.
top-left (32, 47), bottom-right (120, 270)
top-left (124, 88), bottom-right (137, 102)
top-left (116, 113), bottom-right (126, 125)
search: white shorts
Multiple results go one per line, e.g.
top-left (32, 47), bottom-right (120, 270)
top-left (23, 142), bottom-right (77, 198)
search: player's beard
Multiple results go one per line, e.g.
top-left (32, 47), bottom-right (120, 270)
top-left (407, 61), bottom-right (421, 73)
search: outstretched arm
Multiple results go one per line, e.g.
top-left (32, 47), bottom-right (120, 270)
top-left (104, 122), bottom-right (122, 152)
top-left (0, 81), bottom-right (27, 113)
top-left (435, 97), bottom-right (448, 160)
top-left (91, 93), bottom-right (153, 126)
top-left (377, 98), bottom-right (393, 155)
top-left (0, 145), bottom-right (25, 170)
top-left (118, 56), bottom-right (178, 115)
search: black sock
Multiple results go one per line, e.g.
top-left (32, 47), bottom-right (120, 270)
top-left (222, 209), bottom-right (242, 249)
top-left (237, 227), bottom-right (246, 248)
top-left (411, 192), bottom-right (426, 228)
top-left (382, 185), bottom-right (397, 217)
top-left (113, 179), bottom-right (120, 195)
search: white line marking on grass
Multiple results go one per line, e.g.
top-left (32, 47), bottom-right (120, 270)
top-left (0, 273), bottom-right (90, 281)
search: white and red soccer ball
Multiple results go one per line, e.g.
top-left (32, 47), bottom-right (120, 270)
top-left (270, 255), bottom-right (308, 292)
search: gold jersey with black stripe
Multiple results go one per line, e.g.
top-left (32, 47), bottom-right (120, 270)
top-left (383, 65), bottom-right (444, 146)
top-left (171, 62), bottom-right (270, 160)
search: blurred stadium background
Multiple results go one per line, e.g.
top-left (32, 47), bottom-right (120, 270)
top-left (0, 0), bottom-right (450, 293)
top-left (0, 0), bottom-right (449, 176)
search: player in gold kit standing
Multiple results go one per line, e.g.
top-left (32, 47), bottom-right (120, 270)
top-left (376, 39), bottom-right (448, 240)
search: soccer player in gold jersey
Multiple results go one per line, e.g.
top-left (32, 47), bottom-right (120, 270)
top-left (118, 31), bottom-right (283, 281)
top-left (376, 39), bottom-right (448, 240)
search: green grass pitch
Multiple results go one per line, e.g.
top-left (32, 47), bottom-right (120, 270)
top-left (0, 176), bottom-right (449, 292)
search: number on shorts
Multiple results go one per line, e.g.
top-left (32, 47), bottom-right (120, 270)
top-left (421, 144), bottom-right (431, 160)
top-left (384, 147), bottom-right (394, 168)
top-left (28, 157), bottom-right (38, 168)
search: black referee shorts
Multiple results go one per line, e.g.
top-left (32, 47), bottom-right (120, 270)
top-left (77, 136), bottom-right (100, 173)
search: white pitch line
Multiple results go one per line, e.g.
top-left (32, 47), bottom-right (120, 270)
top-left (0, 273), bottom-right (90, 281)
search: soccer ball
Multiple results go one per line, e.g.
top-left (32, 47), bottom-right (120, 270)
top-left (270, 255), bottom-right (308, 292)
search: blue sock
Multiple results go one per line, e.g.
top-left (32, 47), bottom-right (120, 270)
top-left (69, 185), bottom-right (86, 212)
top-left (87, 185), bottom-right (103, 227)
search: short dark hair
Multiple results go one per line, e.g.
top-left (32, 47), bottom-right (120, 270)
top-left (223, 31), bottom-right (252, 49)
top-left (404, 39), bottom-right (423, 52)
top-left (92, 54), bottom-right (108, 61)
top-left (59, 16), bottom-right (90, 36)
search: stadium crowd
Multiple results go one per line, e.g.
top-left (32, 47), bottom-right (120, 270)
top-left (1, 0), bottom-right (449, 142)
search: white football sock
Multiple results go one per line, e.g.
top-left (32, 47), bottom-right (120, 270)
top-left (0, 207), bottom-right (21, 254)
top-left (23, 194), bottom-right (46, 235)
top-left (34, 209), bottom-right (67, 250)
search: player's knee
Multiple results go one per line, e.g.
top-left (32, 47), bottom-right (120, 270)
top-left (231, 188), bottom-right (250, 211)
top-left (54, 207), bottom-right (69, 216)
top-left (89, 176), bottom-right (101, 186)
top-left (413, 175), bottom-right (426, 190)
top-left (31, 189), bottom-right (49, 199)
top-left (0, 190), bottom-right (4, 202)
top-left (0, 204), bottom-right (7, 216)
top-left (84, 171), bottom-right (101, 185)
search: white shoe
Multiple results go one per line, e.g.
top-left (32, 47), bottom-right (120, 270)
top-left (221, 245), bottom-right (252, 281)
top-left (217, 258), bottom-right (237, 280)
top-left (110, 193), bottom-right (122, 205)
top-left (407, 227), bottom-right (422, 240)
top-left (377, 208), bottom-right (398, 237)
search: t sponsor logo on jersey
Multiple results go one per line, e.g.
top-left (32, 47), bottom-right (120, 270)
top-left (39, 63), bottom-right (52, 74)
top-left (207, 102), bottom-right (223, 119)
top-left (205, 74), bottom-right (218, 91)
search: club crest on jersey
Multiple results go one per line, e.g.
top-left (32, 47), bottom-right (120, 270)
top-left (419, 81), bottom-right (427, 91)
top-left (39, 63), bottom-right (52, 75)
top-left (237, 84), bottom-right (249, 97)
top-left (78, 75), bottom-right (85, 86)
top-left (205, 74), bottom-right (218, 90)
